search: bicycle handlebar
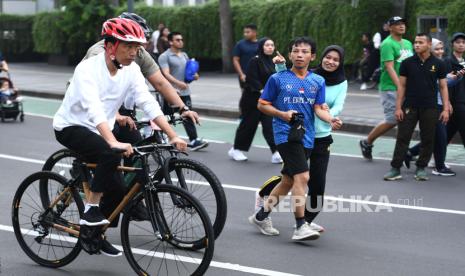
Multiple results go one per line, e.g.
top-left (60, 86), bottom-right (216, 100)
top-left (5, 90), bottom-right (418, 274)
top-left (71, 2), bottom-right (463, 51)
top-left (134, 114), bottom-right (185, 130)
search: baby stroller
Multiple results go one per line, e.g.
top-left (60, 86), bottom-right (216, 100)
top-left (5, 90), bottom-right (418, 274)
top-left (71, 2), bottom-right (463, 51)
top-left (0, 69), bottom-right (24, 122)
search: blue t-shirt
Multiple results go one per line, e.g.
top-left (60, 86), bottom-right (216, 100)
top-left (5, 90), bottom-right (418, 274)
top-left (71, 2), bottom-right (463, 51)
top-left (260, 70), bottom-right (326, 149)
top-left (232, 39), bottom-right (258, 73)
top-left (0, 51), bottom-right (4, 62)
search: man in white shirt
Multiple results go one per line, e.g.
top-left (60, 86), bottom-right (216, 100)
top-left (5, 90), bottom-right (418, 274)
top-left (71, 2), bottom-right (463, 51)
top-left (53, 18), bottom-right (186, 256)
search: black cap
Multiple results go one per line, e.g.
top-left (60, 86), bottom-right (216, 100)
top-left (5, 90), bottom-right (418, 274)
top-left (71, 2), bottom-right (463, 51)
top-left (451, 32), bottom-right (465, 43)
top-left (387, 16), bottom-right (406, 26)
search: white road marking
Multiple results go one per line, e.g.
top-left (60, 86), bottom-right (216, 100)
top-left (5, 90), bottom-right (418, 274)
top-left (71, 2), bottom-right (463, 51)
top-left (0, 224), bottom-right (301, 276)
top-left (2, 153), bottom-right (465, 215)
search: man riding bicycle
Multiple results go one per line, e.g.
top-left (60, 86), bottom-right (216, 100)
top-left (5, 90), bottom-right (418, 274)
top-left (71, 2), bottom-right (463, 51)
top-left (82, 12), bottom-right (200, 145)
top-left (53, 18), bottom-right (187, 257)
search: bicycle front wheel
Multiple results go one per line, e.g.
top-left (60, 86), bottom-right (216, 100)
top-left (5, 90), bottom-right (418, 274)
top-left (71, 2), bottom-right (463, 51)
top-left (155, 158), bottom-right (227, 239)
top-left (12, 171), bottom-right (83, 268)
top-left (120, 184), bottom-right (214, 276)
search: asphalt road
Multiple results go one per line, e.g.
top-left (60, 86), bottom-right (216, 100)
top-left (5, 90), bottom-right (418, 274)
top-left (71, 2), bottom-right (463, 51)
top-left (0, 115), bottom-right (465, 276)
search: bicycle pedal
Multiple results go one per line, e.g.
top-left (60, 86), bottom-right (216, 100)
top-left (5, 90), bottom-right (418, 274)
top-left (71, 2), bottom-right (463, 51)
top-left (79, 225), bottom-right (103, 255)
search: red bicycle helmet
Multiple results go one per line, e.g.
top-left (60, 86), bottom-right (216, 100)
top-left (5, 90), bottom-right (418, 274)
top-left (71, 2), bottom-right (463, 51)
top-left (102, 18), bottom-right (146, 44)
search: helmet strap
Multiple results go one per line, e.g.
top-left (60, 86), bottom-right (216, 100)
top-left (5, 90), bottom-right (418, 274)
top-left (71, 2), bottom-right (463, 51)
top-left (110, 40), bottom-right (123, 70)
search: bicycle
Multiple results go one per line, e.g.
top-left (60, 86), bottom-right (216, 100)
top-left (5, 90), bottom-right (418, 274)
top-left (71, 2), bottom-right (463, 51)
top-left (12, 144), bottom-right (215, 276)
top-left (42, 114), bottom-right (227, 239)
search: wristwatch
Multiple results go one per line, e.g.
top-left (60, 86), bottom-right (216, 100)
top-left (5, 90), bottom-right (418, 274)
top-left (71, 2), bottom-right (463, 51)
top-left (179, 105), bottom-right (190, 114)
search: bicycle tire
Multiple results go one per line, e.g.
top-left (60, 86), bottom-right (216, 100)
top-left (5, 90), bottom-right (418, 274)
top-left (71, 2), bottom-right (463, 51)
top-left (40, 149), bottom-right (84, 208)
top-left (163, 158), bottom-right (227, 240)
top-left (120, 184), bottom-right (214, 276)
top-left (12, 171), bottom-right (83, 268)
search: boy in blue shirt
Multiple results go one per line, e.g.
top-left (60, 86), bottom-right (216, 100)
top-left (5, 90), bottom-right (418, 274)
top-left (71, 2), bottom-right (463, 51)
top-left (249, 37), bottom-right (341, 241)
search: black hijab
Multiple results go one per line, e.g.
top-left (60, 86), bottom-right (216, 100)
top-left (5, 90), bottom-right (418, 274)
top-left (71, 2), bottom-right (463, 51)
top-left (257, 37), bottom-right (275, 75)
top-left (314, 45), bottom-right (346, 86)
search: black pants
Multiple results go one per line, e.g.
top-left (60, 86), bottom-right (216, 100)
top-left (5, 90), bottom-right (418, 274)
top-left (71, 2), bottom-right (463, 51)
top-left (305, 135), bottom-right (332, 223)
top-left (55, 126), bottom-right (126, 226)
top-left (409, 105), bottom-right (448, 169)
top-left (447, 103), bottom-right (465, 148)
top-left (234, 91), bottom-right (276, 153)
top-left (258, 136), bottom-right (333, 223)
top-left (112, 122), bottom-right (142, 166)
top-left (180, 95), bottom-right (198, 141)
top-left (391, 107), bottom-right (439, 169)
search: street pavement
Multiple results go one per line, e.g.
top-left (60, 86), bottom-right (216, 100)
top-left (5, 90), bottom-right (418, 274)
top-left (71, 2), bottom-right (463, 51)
top-left (7, 62), bottom-right (387, 134)
top-left (0, 112), bottom-right (465, 275)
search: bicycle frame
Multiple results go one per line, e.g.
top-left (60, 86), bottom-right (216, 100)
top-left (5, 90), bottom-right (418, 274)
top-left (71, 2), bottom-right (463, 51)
top-left (43, 148), bottom-right (166, 238)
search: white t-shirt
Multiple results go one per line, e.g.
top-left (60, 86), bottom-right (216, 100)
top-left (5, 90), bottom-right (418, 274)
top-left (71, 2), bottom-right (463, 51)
top-left (53, 52), bottom-right (163, 133)
top-left (151, 30), bottom-right (160, 54)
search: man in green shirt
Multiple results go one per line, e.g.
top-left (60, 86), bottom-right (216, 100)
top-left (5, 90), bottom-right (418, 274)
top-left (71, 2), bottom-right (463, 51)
top-left (360, 16), bottom-right (413, 160)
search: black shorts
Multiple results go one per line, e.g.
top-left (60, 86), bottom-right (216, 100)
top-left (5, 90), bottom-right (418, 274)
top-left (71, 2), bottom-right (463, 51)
top-left (276, 142), bottom-right (312, 177)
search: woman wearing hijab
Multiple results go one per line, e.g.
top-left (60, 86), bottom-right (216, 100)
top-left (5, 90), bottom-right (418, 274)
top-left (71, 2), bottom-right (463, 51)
top-left (228, 37), bottom-right (281, 163)
top-left (253, 45), bottom-right (348, 233)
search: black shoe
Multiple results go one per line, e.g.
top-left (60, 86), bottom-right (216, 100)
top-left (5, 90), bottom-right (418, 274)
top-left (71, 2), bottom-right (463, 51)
top-left (80, 206), bottom-right (110, 226)
top-left (359, 139), bottom-right (373, 160)
top-left (404, 151), bottom-right (412, 169)
top-left (188, 139), bottom-right (209, 151)
top-left (130, 201), bottom-right (150, 221)
top-left (100, 239), bottom-right (122, 257)
top-left (432, 167), bottom-right (456, 176)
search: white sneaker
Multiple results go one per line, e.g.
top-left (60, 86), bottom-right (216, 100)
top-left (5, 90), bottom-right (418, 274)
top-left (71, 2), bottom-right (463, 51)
top-left (293, 222), bottom-right (325, 232)
top-left (271, 151), bottom-right (283, 164)
top-left (254, 191), bottom-right (264, 212)
top-left (309, 222), bottom-right (325, 233)
top-left (228, 147), bottom-right (248, 161)
top-left (292, 222), bottom-right (320, 241)
top-left (360, 83), bottom-right (368, 90)
top-left (248, 215), bottom-right (279, 236)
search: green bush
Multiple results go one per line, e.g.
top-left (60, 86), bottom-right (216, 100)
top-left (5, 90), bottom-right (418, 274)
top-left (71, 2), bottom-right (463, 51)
top-left (60, 0), bottom-right (115, 56)
top-left (135, 0), bottom-right (395, 64)
top-left (4, 0), bottom-right (464, 64)
top-left (0, 14), bottom-right (34, 55)
top-left (32, 12), bottom-right (64, 54)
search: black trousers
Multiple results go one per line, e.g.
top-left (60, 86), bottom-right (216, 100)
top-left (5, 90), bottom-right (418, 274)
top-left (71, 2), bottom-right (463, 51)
top-left (180, 95), bottom-right (198, 141)
top-left (447, 103), bottom-right (465, 148)
top-left (234, 91), bottom-right (276, 153)
top-left (304, 135), bottom-right (332, 223)
top-left (55, 126), bottom-right (126, 226)
top-left (258, 136), bottom-right (333, 223)
top-left (409, 105), bottom-right (448, 169)
top-left (391, 107), bottom-right (439, 169)
top-left (112, 122), bottom-right (142, 166)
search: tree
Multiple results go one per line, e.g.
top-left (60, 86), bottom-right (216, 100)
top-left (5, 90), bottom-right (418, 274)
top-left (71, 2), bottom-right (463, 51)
top-left (391, 0), bottom-right (406, 17)
top-left (219, 0), bottom-right (234, 73)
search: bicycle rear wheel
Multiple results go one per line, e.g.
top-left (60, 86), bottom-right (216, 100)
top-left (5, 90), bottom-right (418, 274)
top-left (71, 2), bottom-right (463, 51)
top-left (155, 158), bottom-right (227, 239)
top-left (40, 149), bottom-right (84, 208)
top-left (120, 184), bottom-right (214, 276)
top-left (12, 171), bottom-right (83, 267)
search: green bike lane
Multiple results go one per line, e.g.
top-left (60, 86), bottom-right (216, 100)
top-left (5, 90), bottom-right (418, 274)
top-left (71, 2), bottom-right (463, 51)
top-left (21, 96), bottom-right (465, 166)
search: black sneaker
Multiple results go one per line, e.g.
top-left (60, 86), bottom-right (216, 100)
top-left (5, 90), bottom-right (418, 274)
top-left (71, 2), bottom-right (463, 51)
top-left (432, 167), bottom-right (456, 176)
top-left (130, 201), bottom-right (150, 221)
top-left (80, 206), bottom-right (110, 226)
top-left (359, 139), bottom-right (373, 160)
top-left (188, 139), bottom-right (209, 151)
top-left (100, 239), bottom-right (122, 257)
top-left (404, 151), bottom-right (412, 169)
